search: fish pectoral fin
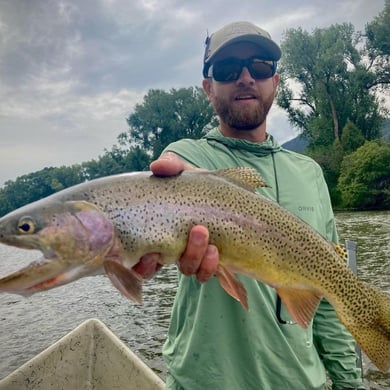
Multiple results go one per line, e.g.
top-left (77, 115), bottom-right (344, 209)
top-left (216, 264), bottom-right (249, 310)
top-left (276, 288), bottom-right (322, 328)
top-left (104, 260), bottom-right (143, 304)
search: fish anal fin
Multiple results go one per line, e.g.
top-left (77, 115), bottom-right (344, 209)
top-left (215, 167), bottom-right (270, 191)
top-left (216, 264), bottom-right (248, 310)
top-left (104, 260), bottom-right (143, 304)
top-left (276, 287), bottom-right (322, 328)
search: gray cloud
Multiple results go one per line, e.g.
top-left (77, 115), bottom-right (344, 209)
top-left (0, 0), bottom-right (386, 185)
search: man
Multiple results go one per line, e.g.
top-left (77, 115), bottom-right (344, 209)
top-left (150, 21), bottom-right (364, 389)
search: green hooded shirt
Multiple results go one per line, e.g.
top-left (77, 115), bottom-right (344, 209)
top-left (162, 129), bottom-right (363, 390)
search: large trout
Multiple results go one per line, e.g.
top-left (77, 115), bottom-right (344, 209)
top-left (0, 168), bottom-right (389, 371)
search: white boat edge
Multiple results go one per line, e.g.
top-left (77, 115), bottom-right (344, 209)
top-left (0, 318), bottom-right (165, 390)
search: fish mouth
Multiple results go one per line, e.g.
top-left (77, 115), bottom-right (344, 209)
top-left (0, 255), bottom-right (103, 296)
top-left (0, 233), bottom-right (43, 251)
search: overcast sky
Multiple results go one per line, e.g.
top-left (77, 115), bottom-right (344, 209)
top-left (0, 0), bottom-right (386, 186)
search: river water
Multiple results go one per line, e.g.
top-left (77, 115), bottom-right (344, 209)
top-left (0, 211), bottom-right (389, 389)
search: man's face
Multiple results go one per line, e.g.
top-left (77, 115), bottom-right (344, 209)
top-left (203, 42), bottom-right (279, 134)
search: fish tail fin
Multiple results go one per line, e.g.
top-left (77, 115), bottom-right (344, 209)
top-left (346, 287), bottom-right (390, 372)
top-left (376, 288), bottom-right (390, 371)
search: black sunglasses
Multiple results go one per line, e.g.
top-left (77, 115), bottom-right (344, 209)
top-left (209, 57), bottom-right (276, 82)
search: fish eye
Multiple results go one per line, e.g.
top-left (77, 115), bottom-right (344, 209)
top-left (17, 217), bottom-right (36, 234)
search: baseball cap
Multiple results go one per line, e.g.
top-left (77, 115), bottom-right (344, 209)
top-left (203, 21), bottom-right (281, 78)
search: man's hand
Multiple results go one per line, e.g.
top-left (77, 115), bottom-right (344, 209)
top-left (150, 152), bottom-right (195, 176)
top-left (150, 153), bottom-right (219, 282)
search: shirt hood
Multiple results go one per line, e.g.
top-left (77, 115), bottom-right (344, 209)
top-left (203, 128), bottom-right (281, 156)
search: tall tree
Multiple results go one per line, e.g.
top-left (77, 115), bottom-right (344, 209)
top-left (120, 87), bottom-right (217, 160)
top-left (364, 0), bottom-right (390, 99)
top-left (276, 6), bottom-right (389, 203)
top-left (277, 23), bottom-right (385, 148)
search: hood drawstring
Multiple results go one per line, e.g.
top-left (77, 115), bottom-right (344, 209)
top-left (272, 152), bottom-right (295, 326)
top-left (271, 152), bottom-right (280, 204)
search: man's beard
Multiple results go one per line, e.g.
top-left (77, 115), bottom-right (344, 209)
top-left (213, 91), bottom-right (274, 131)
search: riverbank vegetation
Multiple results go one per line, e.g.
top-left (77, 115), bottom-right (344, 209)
top-left (1, 2), bottom-right (389, 216)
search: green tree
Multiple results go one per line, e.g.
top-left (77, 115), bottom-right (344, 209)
top-left (82, 145), bottom-right (150, 180)
top-left (0, 165), bottom-right (85, 216)
top-left (338, 141), bottom-right (390, 209)
top-left (277, 8), bottom-right (389, 203)
top-left (308, 140), bottom-right (344, 205)
top-left (364, 0), bottom-right (390, 101)
top-left (0, 189), bottom-right (11, 218)
top-left (340, 121), bottom-right (365, 154)
top-left (277, 23), bottom-right (385, 147)
top-left (120, 87), bottom-right (217, 160)
top-left (0, 142), bottom-right (152, 216)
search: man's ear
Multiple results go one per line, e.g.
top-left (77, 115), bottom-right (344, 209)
top-left (202, 78), bottom-right (213, 99)
top-left (273, 73), bottom-right (280, 88)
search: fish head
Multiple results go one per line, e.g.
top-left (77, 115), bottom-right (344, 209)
top-left (0, 200), bottom-right (115, 295)
top-left (0, 200), bottom-right (114, 259)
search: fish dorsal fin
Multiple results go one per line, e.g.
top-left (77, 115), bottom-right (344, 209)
top-left (214, 167), bottom-right (269, 192)
top-left (332, 243), bottom-right (348, 262)
top-left (276, 287), bottom-right (322, 328)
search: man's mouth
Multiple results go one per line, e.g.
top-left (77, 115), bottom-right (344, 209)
top-left (235, 94), bottom-right (257, 101)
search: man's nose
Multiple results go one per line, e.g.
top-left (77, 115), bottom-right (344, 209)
top-left (236, 67), bottom-right (255, 85)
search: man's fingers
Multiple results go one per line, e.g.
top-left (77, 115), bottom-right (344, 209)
top-left (150, 152), bottom-right (193, 176)
top-left (196, 245), bottom-right (219, 283)
top-left (133, 253), bottom-right (163, 279)
top-left (178, 225), bottom-right (209, 276)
